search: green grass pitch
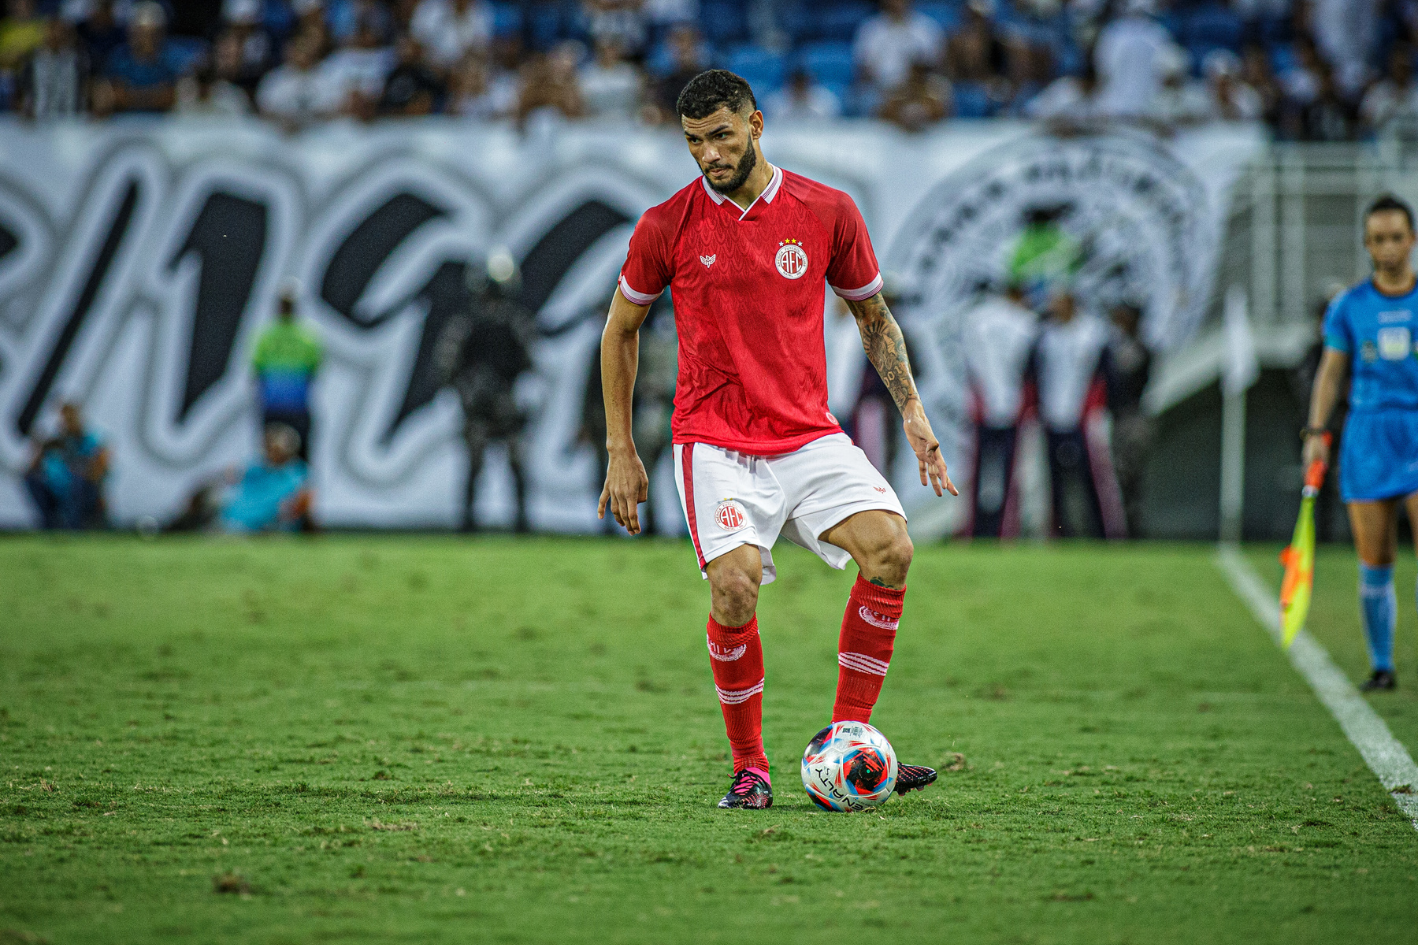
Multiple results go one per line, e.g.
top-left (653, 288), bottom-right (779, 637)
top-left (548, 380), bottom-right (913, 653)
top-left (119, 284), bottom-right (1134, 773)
top-left (2, 536), bottom-right (1416, 944)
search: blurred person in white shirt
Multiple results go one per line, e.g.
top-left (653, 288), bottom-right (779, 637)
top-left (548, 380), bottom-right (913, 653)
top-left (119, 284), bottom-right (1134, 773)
top-left (580, 35), bottom-right (640, 119)
top-left (583, 0), bottom-right (648, 57)
top-left (1148, 43), bottom-right (1209, 127)
top-left (1311, 0), bottom-right (1378, 99)
top-left (1202, 48), bottom-right (1262, 122)
top-left (1025, 58), bottom-right (1099, 124)
top-left (764, 67), bottom-right (841, 121)
top-left (321, 9), bottom-right (395, 115)
top-left (1093, 0), bottom-right (1170, 119)
top-left (411, 0), bottom-right (492, 71)
top-left (176, 31), bottom-right (251, 115)
top-left (854, 0), bottom-right (943, 93)
top-left (1360, 44), bottom-right (1418, 134)
top-left (256, 30), bottom-right (342, 127)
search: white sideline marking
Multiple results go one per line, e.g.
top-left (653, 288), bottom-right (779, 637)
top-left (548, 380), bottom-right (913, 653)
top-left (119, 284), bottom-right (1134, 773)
top-left (1215, 544), bottom-right (1418, 832)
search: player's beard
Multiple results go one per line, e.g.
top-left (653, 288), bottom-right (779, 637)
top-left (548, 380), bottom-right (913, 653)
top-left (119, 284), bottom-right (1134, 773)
top-left (704, 144), bottom-right (757, 195)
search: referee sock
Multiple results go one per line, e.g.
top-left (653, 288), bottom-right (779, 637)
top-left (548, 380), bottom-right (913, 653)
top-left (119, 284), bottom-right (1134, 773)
top-left (706, 614), bottom-right (768, 774)
top-left (833, 576), bottom-right (905, 723)
top-left (1359, 563), bottom-right (1396, 673)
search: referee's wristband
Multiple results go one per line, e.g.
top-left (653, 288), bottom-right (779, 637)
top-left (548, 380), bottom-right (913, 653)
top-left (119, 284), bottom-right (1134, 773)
top-left (1300, 426), bottom-right (1327, 439)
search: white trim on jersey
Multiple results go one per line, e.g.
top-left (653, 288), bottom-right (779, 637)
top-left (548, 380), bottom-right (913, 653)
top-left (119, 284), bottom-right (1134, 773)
top-left (831, 272), bottom-right (884, 302)
top-left (618, 273), bottom-right (662, 306)
top-left (699, 164), bottom-right (783, 220)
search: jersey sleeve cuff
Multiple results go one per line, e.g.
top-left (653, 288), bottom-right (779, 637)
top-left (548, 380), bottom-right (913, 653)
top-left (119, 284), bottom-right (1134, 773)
top-left (1323, 335), bottom-right (1350, 353)
top-left (618, 274), bottom-right (663, 306)
top-left (831, 273), bottom-right (884, 302)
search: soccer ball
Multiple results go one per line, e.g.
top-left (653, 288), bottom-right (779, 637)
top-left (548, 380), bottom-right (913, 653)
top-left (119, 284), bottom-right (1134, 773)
top-left (800, 721), bottom-right (898, 811)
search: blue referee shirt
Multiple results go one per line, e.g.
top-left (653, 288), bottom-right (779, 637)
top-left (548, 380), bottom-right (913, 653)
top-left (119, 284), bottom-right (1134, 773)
top-left (1323, 279), bottom-right (1418, 412)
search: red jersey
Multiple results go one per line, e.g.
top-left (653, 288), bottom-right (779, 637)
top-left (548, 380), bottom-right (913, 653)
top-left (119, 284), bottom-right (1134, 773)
top-left (618, 165), bottom-right (883, 455)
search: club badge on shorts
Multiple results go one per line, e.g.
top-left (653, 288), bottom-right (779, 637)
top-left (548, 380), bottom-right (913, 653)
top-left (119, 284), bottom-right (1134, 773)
top-left (715, 499), bottom-right (747, 532)
top-left (775, 239), bottom-right (807, 280)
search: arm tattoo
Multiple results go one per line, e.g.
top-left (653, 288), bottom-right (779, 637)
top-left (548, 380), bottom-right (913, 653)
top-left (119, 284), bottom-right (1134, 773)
top-left (851, 292), bottom-right (918, 413)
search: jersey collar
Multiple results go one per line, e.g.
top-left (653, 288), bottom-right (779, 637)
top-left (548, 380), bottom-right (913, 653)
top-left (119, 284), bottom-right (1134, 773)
top-left (700, 164), bottom-right (782, 220)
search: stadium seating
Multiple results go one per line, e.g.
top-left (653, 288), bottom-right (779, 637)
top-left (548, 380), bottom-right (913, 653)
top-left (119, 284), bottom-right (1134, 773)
top-left (726, 45), bottom-right (788, 93)
top-left (952, 81), bottom-right (992, 119)
top-left (701, 0), bottom-right (750, 45)
top-left (797, 41), bottom-right (856, 88)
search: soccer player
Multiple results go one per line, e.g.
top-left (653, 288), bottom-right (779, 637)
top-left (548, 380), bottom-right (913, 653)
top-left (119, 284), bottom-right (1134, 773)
top-left (598, 70), bottom-right (957, 809)
top-left (1304, 194), bottom-right (1418, 692)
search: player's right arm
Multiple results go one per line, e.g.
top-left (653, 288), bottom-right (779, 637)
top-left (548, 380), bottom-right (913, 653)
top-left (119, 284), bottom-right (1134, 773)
top-left (1304, 293), bottom-right (1351, 467)
top-left (1304, 348), bottom-right (1348, 466)
top-left (598, 289), bottom-right (652, 534)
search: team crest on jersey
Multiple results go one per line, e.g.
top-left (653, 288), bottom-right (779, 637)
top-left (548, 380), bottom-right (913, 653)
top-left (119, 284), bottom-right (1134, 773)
top-left (700, 254), bottom-right (716, 268)
top-left (715, 499), bottom-right (747, 532)
top-left (775, 239), bottom-right (808, 280)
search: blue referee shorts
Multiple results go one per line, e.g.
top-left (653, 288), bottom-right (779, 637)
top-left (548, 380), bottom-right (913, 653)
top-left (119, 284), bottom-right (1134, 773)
top-left (1339, 409), bottom-right (1418, 502)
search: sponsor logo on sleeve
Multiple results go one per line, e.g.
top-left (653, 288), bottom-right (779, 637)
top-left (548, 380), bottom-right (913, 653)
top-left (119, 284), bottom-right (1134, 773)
top-left (700, 254), bottom-right (716, 268)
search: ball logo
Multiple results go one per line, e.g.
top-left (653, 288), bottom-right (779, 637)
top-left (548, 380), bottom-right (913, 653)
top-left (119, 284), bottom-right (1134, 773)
top-left (715, 500), bottom-right (746, 532)
top-left (775, 239), bottom-right (808, 280)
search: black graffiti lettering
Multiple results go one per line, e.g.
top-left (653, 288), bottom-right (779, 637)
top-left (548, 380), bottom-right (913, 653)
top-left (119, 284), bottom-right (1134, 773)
top-left (0, 220), bottom-right (16, 262)
top-left (517, 199), bottom-right (628, 314)
top-left (17, 179), bottom-right (139, 436)
top-left (320, 192), bottom-right (448, 327)
top-left (385, 260), bottom-right (467, 441)
top-left (171, 192), bottom-right (268, 421)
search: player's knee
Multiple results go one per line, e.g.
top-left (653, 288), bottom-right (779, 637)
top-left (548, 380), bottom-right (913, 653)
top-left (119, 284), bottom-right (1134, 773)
top-left (880, 530), bottom-right (914, 578)
top-left (710, 567), bottom-right (760, 626)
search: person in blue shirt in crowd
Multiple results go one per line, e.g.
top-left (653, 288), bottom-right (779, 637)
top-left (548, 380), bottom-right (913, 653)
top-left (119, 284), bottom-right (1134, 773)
top-left (23, 400), bottom-right (110, 530)
top-left (166, 423), bottom-right (312, 533)
top-left (1304, 194), bottom-right (1418, 692)
top-left (99, 1), bottom-right (181, 113)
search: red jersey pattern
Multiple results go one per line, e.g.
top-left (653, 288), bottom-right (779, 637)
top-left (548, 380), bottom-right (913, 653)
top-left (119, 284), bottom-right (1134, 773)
top-left (619, 166), bottom-right (883, 455)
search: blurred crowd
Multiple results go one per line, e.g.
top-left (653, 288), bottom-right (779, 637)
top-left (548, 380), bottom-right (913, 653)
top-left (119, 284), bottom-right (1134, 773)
top-left (1, 0), bottom-right (1416, 137)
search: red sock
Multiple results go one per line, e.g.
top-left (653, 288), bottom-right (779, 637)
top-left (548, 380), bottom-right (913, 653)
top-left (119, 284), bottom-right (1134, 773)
top-left (706, 614), bottom-right (768, 774)
top-left (833, 575), bottom-right (906, 723)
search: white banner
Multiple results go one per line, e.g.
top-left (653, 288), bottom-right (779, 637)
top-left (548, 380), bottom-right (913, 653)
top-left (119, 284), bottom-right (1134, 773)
top-left (0, 118), bottom-right (1264, 530)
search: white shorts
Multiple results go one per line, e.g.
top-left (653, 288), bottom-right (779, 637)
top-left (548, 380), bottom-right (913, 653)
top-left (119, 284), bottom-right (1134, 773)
top-left (673, 432), bottom-right (907, 585)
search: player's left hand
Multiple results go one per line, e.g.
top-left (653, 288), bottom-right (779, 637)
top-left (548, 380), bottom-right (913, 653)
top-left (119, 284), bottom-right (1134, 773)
top-left (901, 400), bottom-right (957, 498)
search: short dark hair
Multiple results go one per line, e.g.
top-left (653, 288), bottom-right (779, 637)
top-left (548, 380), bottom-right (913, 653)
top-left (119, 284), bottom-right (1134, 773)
top-left (1366, 193), bottom-right (1415, 232)
top-left (676, 69), bottom-right (756, 120)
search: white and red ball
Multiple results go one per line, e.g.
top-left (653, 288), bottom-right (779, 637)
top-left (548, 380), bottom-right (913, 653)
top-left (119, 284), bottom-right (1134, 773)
top-left (800, 721), bottom-right (897, 811)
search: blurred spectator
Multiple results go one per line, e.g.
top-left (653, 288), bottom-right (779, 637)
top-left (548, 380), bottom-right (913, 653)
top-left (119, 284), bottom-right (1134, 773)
top-left (256, 29), bottom-right (342, 127)
top-left (1093, 0), bottom-right (1169, 119)
top-left (1202, 49), bottom-right (1263, 122)
top-left (643, 0), bottom-right (695, 31)
top-left (1030, 288), bottom-right (1122, 539)
top-left (323, 10), bottom-right (397, 117)
top-left (72, 0), bottom-right (125, 73)
top-left (1025, 58), bottom-right (1100, 123)
top-left (1311, 0), bottom-right (1378, 99)
top-left (17, 16), bottom-right (89, 118)
top-left (447, 50), bottom-right (505, 116)
top-left (379, 34), bottom-right (441, 114)
top-left (1105, 301), bottom-right (1151, 538)
top-left (945, 0), bottom-right (1008, 85)
top-left (175, 32), bottom-right (251, 115)
top-left (764, 67), bottom-right (841, 121)
top-left (854, 0), bottom-right (943, 93)
top-left (583, 0), bottom-right (647, 57)
top-left (222, 0), bottom-right (279, 95)
top-left (410, 0), bottom-right (491, 70)
top-left (434, 253), bottom-right (535, 533)
top-left (963, 281), bottom-right (1037, 539)
top-left (1239, 42), bottom-right (1281, 123)
top-left (251, 282), bottom-right (322, 460)
top-left (23, 401), bottom-right (110, 531)
top-left (650, 22), bottom-right (705, 118)
top-left (0, 0), bottom-right (46, 78)
top-left (580, 36), bottom-right (639, 119)
top-left (1148, 43), bottom-right (1209, 127)
top-left (167, 424), bottom-right (312, 533)
top-left (517, 41), bottom-right (584, 124)
top-left (1359, 44), bottom-right (1418, 134)
top-left (879, 60), bottom-right (951, 131)
top-left (100, 1), bottom-right (182, 113)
